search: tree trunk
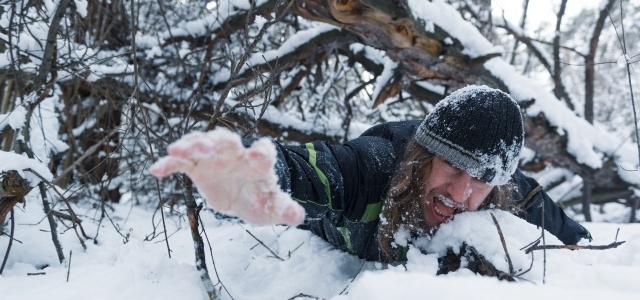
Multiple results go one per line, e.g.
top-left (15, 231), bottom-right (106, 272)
top-left (552, 0), bottom-right (573, 110)
top-left (585, 0), bottom-right (617, 124)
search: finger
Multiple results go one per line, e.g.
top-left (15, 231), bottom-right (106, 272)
top-left (245, 138), bottom-right (276, 175)
top-left (149, 156), bottom-right (195, 177)
top-left (206, 128), bottom-right (244, 160)
top-left (167, 132), bottom-right (211, 158)
top-left (266, 192), bottom-right (305, 226)
top-left (279, 201), bottom-right (305, 225)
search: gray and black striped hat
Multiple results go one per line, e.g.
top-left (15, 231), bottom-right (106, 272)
top-left (414, 85), bottom-right (524, 186)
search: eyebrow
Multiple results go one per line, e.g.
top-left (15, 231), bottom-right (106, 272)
top-left (443, 159), bottom-right (460, 171)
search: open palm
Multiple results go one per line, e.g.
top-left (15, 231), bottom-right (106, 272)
top-left (150, 128), bottom-right (305, 226)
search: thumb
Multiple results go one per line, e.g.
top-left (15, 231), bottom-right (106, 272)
top-left (149, 156), bottom-right (195, 178)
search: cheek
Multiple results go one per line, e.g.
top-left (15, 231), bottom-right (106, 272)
top-left (467, 186), bottom-right (492, 211)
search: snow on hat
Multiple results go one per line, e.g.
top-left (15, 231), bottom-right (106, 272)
top-left (414, 85), bottom-right (524, 186)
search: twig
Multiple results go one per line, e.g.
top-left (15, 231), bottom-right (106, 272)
top-left (490, 213), bottom-right (514, 275)
top-left (38, 180), bottom-right (65, 263)
top-left (287, 293), bottom-right (325, 300)
top-left (520, 236), bottom-right (542, 251)
top-left (135, 90), bottom-right (172, 258)
top-left (15, 138), bottom-right (65, 264)
top-left (287, 242), bottom-right (305, 258)
top-left (540, 191), bottom-right (546, 284)
top-left (52, 127), bottom-right (120, 186)
top-left (525, 240), bottom-right (626, 253)
top-left (339, 259), bottom-right (367, 295)
top-left (528, 227), bottom-right (625, 253)
top-left (245, 229), bottom-right (284, 261)
top-left (183, 177), bottom-right (218, 300)
top-left (200, 215), bottom-right (234, 300)
top-left (66, 250), bottom-right (72, 282)
top-left (208, 0), bottom-right (294, 130)
top-left (27, 169), bottom-right (90, 246)
top-left (621, 26), bottom-right (640, 167)
top-left (158, 193), bottom-right (171, 258)
top-left (606, 4), bottom-right (640, 169)
top-left (100, 201), bottom-right (129, 242)
top-left (515, 251), bottom-right (536, 278)
top-left (0, 208), bottom-right (15, 274)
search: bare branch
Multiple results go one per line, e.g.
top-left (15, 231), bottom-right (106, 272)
top-left (245, 229), bottom-right (285, 261)
top-left (525, 240), bottom-right (626, 253)
top-left (490, 212), bottom-right (514, 275)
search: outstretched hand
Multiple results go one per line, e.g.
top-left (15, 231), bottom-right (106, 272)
top-left (149, 128), bottom-right (305, 226)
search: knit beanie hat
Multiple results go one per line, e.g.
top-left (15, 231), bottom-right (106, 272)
top-left (414, 85), bottom-right (524, 186)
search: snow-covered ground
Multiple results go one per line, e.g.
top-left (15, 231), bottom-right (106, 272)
top-left (1, 198), bottom-right (638, 300)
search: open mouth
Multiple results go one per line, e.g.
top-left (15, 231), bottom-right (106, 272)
top-left (431, 194), bottom-right (466, 223)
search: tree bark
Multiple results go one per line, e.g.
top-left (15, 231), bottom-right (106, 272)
top-left (509, 0), bottom-right (530, 65)
top-left (35, 0), bottom-right (71, 89)
top-left (585, 0), bottom-right (617, 124)
top-left (0, 171), bottom-right (30, 226)
top-left (182, 177), bottom-right (218, 300)
top-left (552, 0), bottom-right (574, 110)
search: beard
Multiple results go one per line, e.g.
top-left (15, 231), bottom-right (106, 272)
top-left (418, 187), bottom-right (468, 231)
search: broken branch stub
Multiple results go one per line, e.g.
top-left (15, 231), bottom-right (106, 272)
top-left (0, 170), bottom-right (32, 222)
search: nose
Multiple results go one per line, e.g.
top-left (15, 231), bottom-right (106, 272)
top-left (447, 172), bottom-right (472, 203)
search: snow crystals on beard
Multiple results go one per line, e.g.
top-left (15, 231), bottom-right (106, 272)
top-left (393, 226), bottom-right (411, 248)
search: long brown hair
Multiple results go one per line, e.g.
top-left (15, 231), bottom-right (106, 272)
top-left (377, 139), bottom-right (517, 262)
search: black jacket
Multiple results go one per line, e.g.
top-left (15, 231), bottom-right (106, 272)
top-left (272, 121), bottom-right (591, 261)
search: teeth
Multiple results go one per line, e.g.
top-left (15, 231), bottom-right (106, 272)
top-left (433, 203), bottom-right (447, 217)
top-left (437, 195), bottom-right (456, 208)
top-left (436, 194), bottom-right (466, 210)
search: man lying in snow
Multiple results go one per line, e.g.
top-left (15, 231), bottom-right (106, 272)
top-left (150, 85), bottom-right (591, 263)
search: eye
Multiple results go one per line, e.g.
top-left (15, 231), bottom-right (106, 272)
top-left (470, 177), bottom-right (490, 189)
top-left (442, 160), bottom-right (461, 174)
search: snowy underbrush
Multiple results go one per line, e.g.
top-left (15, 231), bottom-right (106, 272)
top-left (1, 200), bottom-right (639, 300)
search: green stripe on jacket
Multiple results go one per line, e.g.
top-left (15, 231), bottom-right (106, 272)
top-left (305, 142), bottom-right (333, 209)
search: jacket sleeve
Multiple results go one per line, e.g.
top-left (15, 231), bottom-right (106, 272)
top-left (267, 137), bottom-right (397, 259)
top-left (512, 169), bottom-right (592, 245)
top-left (271, 138), bottom-right (397, 218)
